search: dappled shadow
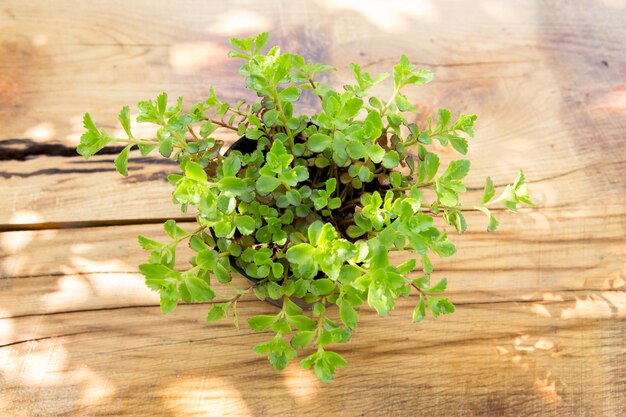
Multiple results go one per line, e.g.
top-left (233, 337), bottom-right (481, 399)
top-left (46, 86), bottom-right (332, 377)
top-left (2, 0), bottom-right (626, 415)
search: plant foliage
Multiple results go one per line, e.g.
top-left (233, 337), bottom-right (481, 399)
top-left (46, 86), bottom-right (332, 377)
top-left (77, 33), bottom-right (533, 383)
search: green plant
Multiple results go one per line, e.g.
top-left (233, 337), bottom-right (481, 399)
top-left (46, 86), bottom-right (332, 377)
top-left (77, 33), bottom-right (533, 383)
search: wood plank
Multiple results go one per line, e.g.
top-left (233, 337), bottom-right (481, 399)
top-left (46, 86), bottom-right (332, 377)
top-left (1, 0), bottom-right (624, 144)
top-left (1, 143), bottom-right (624, 224)
top-left (2, 0), bottom-right (625, 224)
top-left (1, 208), bottom-right (623, 317)
top-left (2, 0), bottom-right (625, 415)
top-left (0, 297), bottom-right (623, 416)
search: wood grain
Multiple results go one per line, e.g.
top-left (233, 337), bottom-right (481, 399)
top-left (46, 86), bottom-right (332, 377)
top-left (0, 207), bottom-right (624, 416)
top-left (2, 0), bottom-right (625, 224)
top-left (2, 145), bottom-right (623, 224)
top-left (1, 0), bottom-right (625, 415)
top-left (1, 298), bottom-right (623, 416)
top-left (1, 208), bottom-right (624, 317)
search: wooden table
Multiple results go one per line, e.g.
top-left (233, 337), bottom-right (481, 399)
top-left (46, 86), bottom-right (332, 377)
top-left (1, 1), bottom-right (624, 415)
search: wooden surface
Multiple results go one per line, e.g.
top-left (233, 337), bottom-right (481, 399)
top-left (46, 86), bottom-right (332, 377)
top-left (1, 0), bottom-right (625, 415)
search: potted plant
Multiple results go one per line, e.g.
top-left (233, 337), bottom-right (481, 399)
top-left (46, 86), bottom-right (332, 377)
top-left (77, 32), bottom-right (533, 383)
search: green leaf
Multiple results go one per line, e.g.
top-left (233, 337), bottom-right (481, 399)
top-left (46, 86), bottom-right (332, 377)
top-left (272, 318), bottom-right (292, 333)
top-left (189, 235), bottom-right (209, 252)
top-left (395, 94), bottom-right (416, 112)
top-left (197, 249), bottom-right (218, 269)
top-left (420, 152), bottom-right (440, 181)
top-left (287, 315), bottom-right (317, 331)
top-left (291, 331), bottom-right (315, 349)
top-left (368, 279), bottom-right (395, 316)
top-left (442, 160), bottom-right (470, 180)
top-left (482, 177), bottom-right (495, 204)
top-left (428, 296), bottom-right (455, 318)
top-left (346, 225), bottom-right (366, 238)
top-left (77, 113), bottom-right (112, 159)
top-left (310, 279), bottom-right (335, 296)
top-left (346, 141), bottom-right (367, 159)
top-left (156, 92), bottom-right (168, 115)
top-left (159, 135), bottom-right (173, 158)
top-left (263, 109), bottom-right (280, 126)
top-left (390, 171), bottom-right (402, 188)
top-left (256, 175), bottom-right (282, 194)
top-left (234, 215), bottom-right (256, 235)
top-left (284, 299), bottom-right (303, 316)
top-left (219, 177), bottom-right (247, 195)
top-left (222, 156), bottom-right (241, 177)
top-left (139, 263), bottom-right (178, 280)
top-left (309, 350), bottom-right (347, 383)
top-left (428, 278), bottom-right (447, 293)
top-left (248, 315), bottom-right (277, 331)
top-left (184, 277), bottom-right (215, 301)
top-left (452, 113), bottom-right (477, 137)
top-left (114, 145), bottom-right (132, 176)
top-left (369, 245), bottom-right (389, 270)
top-left (339, 302), bottom-right (358, 329)
top-left (206, 303), bottom-right (228, 322)
top-left (163, 219), bottom-right (186, 239)
top-left (449, 135), bottom-right (468, 155)
top-left (253, 32), bottom-right (270, 53)
top-left (382, 151), bottom-right (400, 169)
top-left (421, 255), bottom-right (433, 274)
top-left (307, 133), bottom-right (332, 152)
top-left (185, 161), bottom-right (207, 181)
top-left (437, 108), bottom-right (451, 130)
top-left (138, 235), bottom-right (162, 251)
top-left (476, 206), bottom-right (499, 232)
top-left (160, 293), bottom-right (178, 314)
top-left (366, 144), bottom-right (385, 163)
top-left (286, 243), bottom-right (315, 264)
top-left (396, 259), bottom-right (416, 274)
top-left (412, 295), bottom-right (426, 322)
top-left (118, 106), bottom-right (132, 138)
top-left (279, 86), bottom-right (301, 102)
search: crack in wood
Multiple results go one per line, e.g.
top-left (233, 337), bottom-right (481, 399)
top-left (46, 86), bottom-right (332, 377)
top-left (0, 329), bottom-right (104, 348)
top-left (2, 289), bottom-right (621, 321)
top-left (0, 216), bottom-right (196, 232)
top-left (0, 138), bottom-right (124, 161)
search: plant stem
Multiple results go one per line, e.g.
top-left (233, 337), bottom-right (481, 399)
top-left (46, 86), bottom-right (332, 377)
top-left (112, 138), bottom-right (158, 146)
top-left (308, 78), bottom-right (324, 103)
top-left (188, 126), bottom-right (200, 141)
top-left (211, 119), bottom-right (238, 131)
top-left (381, 86), bottom-right (400, 116)
top-left (272, 89), bottom-right (295, 148)
top-left (229, 282), bottom-right (258, 306)
top-left (411, 282), bottom-right (427, 298)
top-left (313, 297), bottom-right (327, 348)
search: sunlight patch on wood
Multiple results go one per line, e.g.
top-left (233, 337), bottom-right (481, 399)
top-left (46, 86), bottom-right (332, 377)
top-left (480, 1), bottom-right (518, 22)
top-left (207, 10), bottom-right (271, 36)
top-left (282, 362), bottom-right (320, 404)
top-left (68, 256), bottom-right (129, 275)
top-left (317, 0), bottom-right (439, 31)
top-left (2, 342), bottom-right (68, 386)
top-left (531, 303), bottom-right (552, 318)
top-left (0, 309), bottom-right (13, 334)
top-left (560, 295), bottom-right (613, 319)
top-left (169, 42), bottom-right (228, 73)
top-left (31, 34), bottom-right (47, 46)
top-left (600, 291), bottom-right (626, 317)
top-left (160, 376), bottom-right (252, 417)
top-left (75, 365), bottom-right (117, 408)
top-left (44, 275), bottom-right (92, 311)
top-left (534, 372), bottom-right (564, 408)
top-left (24, 122), bottom-right (55, 141)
